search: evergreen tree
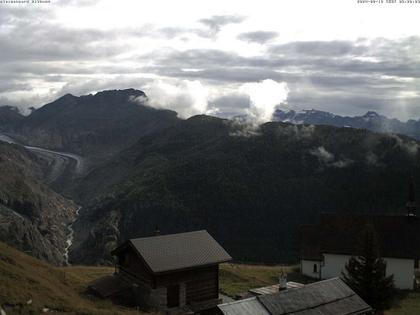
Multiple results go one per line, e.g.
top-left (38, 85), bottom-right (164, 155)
top-left (342, 223), bottom-right (395, 312)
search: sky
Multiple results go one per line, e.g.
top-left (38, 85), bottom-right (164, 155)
top-left (0, 0), bottom-right (420, 121)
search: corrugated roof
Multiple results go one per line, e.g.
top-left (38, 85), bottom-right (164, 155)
top-left (258, 278), bottom-right (372, 315)
top-left (292, 295), bottom-right (372, 315)
top-left (125, 230), bottom-right (232, 273)
top-left (249, 282), bottom-right (304, 296)
top-left (218, 297), bottom-right (270, 315)
top-left (219, 278), bottom-right (371, 315)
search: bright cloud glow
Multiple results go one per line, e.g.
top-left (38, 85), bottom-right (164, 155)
top-left (142, 79), bottom-right (210, 118)
top-left (241, 80), bottom-right (289, 123)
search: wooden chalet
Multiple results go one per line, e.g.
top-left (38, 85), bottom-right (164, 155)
top-left (108, 230), bottom-right (232, 313)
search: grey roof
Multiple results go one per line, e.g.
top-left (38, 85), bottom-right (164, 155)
top-left (218, 278), bottom-right (372, 315)
top-left (290, 295), bottom-right (373, 315)
top-left (125, 230), bottom-right (232, 273)
top-left (249, 282), bottom-right (304, 296)
top-left (218, 297), bottom-right (270, 315)
top-left (258, 278), bottom-right (372, 315)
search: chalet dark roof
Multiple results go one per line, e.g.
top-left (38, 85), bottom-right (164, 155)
top-left (112, 230), bottom-right (232, 274)
top-left (299, 225), bottom-right (322, 261)
top-left (300, 213), bottom-right (420, 259)
top-left (218, 278), bottom-right (372, 315)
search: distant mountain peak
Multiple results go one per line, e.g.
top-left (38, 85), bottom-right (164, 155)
top-left (363, 111), bottom-right (380, 118)
top-left (53, 93), bottom-right (78, 105)
top-left (93, 88), bottom-right (146, 98)
top-left (274, 108), bottom-right (420, 140)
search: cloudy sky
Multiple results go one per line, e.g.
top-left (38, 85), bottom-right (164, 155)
top-left (1, 0), bottom-right (420, 120)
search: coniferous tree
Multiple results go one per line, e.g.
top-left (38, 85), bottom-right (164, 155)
top-left (342, 223), bottom-right (395, 312)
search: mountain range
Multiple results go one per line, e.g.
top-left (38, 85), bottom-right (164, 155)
top-left (68, 114), bottom-right (420, 264)
top-left (274, 109), bottom-right (420, 139)
top-left (3, 89), bottom-right (179, 169)
top-left (1, 89), bottom-right (420, 265)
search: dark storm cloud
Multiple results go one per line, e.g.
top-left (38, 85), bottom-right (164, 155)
top-left (148, 49), bottom-right (251, 68)
top-left (145, 38), bottom-right (420, 85)
top-left (0, 82), bottom-right (33, 94)
top-left (140, 37), bottom-right (420, 119)
top-left (156, 26), bottom-right (209, 39)
top-left (269, 40), bottom-right (363, 56)
top-left (209, 93), bottom-right (250, 116)
top-left (0, 11), bottom-right (127, 63)
top-left (57, 76), bottom-right (153, 97)
top-left (237, 31), bottom-right (278, 44)
top-left (286, 91), bottom-right (420, 119)
top-left (198, 15), bottom-right (246, 35)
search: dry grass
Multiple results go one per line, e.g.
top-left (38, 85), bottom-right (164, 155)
top-left (385, 290), bottom-right (420, 315)
top-left (219, 263), bottom-right (308, 297)
top-left (0, 241), bottom-right (147, 314)
top-left (2, 241), bottom-right (419, 314)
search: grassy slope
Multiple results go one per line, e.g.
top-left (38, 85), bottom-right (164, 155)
top-left (1, 240), bottom-right (418, 314)
top-left (0, 241), bottom-right (146, 315)
top-left (385, 291), bottom-right (420, 315)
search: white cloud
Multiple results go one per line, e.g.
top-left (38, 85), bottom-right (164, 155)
top-left (332, 158), bottom-right (354, 168)
top-left (277, 124), bottom-right (316, 139)
top-left (139, 79), bottom-right (211, 118)
top-left (366, 151), bottom-right (379, 165)
top-left (240, 79), bottom-right (289, 123)
top-left (388, 134), bottom-right (419, 156)
top-left (133, 78), bottom-right (289, 122)
top-left (310, 146), bottom-right (335, 163)
top-left (310, 146), bottom-right (353, 168)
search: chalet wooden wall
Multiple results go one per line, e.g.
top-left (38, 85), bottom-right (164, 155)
top-left (117, 246), bottom-right (152, 285)
top-left (116, 246), bottom-right (221, 311)
top-left (156, 265), bottom-right (219, 303)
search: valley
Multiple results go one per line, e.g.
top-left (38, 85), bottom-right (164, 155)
top-left (0, 133), bottom-right (85, 187)
top-left (2, 2), bottom-right (419, 313)
top-left (2, 89), bottom-right (420, 267)
top-left (0, 133), bottom-right (84, 265)
top-left (0, 140), bottom-right (77, 265)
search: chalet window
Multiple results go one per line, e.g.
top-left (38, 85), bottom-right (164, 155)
top-left (313, 264), bottom-right (318, 273)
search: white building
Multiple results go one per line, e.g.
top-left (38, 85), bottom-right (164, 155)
top-left (300, 212), bottom-right (420, 290)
